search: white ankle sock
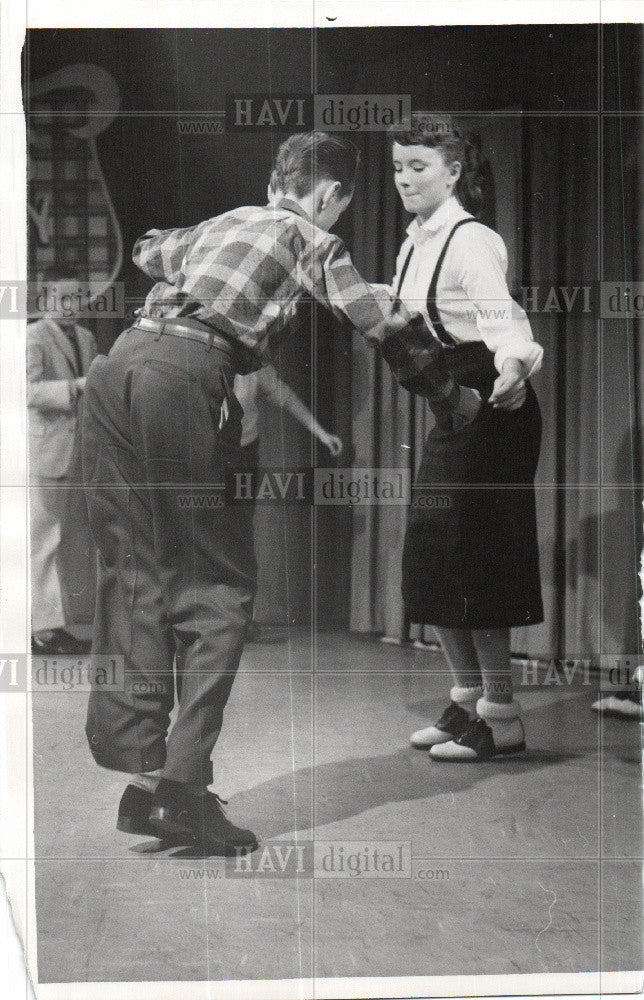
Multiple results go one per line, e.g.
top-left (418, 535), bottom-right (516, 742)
top-left (129, 770), bottom-right (163, 795)
top-left (476, 698), bottom-right (524, 751)
top-left (451, 684), bottom-right (483, 718)
top-left (476, 696), bottom-right (521, 722)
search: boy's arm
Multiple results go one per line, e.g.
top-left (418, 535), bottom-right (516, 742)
top-left (301, 238), bottom-right (480, 426)
top-left (133, 224), bottom-right (199, 284)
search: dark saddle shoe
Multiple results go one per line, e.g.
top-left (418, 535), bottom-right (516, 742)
top-left (410, 701), bottom-right (472, 749)
top-left (430, 716), bottom-right (525, 761)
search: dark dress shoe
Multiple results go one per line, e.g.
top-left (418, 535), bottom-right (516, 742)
top-left (149, 779), bottom-right (258, 854)
top-left (31, 628), bottom-right (91, 656)
top-left (117, 784), bottom-right (157, 836)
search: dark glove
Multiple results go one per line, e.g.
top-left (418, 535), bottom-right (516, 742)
top-left (380, 314), bottom-right (450, 393)
top-left (403, 372), bottom-right (482, 431)
top-left (380, 315), bottom-right (481, 430)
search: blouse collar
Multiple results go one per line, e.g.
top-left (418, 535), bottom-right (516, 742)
top-left (406, 196), bottom-right (471, 243)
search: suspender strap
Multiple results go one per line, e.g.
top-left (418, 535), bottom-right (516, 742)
top-left (395, 245), bottom-right (415, 297)
top-left (427, 217), bottom-right (477, 346)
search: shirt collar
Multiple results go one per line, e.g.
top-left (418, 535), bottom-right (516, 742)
top-left (406, 196), bottom-right (470, 243)
top-left (273, 197), bottom-right (313, 224)
top-left (44, 317), bottom-right (76, 336)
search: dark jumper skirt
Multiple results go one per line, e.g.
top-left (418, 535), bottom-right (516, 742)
top-left (402, 342), bottom-right (544, 629)
top-left (399, 218), bottom-right (543, 630)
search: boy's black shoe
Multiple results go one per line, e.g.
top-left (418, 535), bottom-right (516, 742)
top-left (116, 784), bottom-right (157, 836)
top-left (31, 628), bottom-right (92, 656)
top-left (149, 778), bottom-right (258, 855)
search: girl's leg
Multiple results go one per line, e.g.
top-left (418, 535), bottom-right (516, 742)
top-left (434, 627), bottom-right (482, 689)
top-left (410, 627), bottom-right (482, 748)
top-left (471, 627), bottom-right (513, 704)
top-left (467, 627), bottom-right (525, 755)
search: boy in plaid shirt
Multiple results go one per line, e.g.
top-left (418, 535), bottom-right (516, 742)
top-left (82, 132), bottom-right (479, 853)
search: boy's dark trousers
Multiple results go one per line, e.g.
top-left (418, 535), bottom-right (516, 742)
top-left (82, 324), bottom-right (256, 786)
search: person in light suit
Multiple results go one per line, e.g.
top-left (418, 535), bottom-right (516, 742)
top-left (28, 277), bottom-right (98, 655)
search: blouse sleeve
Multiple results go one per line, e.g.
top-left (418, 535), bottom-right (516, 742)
top-left (451, 225), bottom-right (543, 377)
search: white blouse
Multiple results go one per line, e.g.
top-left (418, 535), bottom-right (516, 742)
top-left (392, 196), bottom-right (543, 377)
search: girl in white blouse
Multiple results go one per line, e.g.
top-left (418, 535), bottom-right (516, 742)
top-left (391, 114), bottom-right (544, 761)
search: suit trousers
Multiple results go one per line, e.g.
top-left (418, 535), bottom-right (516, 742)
top-left (82, 327), bottom-right (256, 785)
top-left (30, 476), bottom-right (67, 633)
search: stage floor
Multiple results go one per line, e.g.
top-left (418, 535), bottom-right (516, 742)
top-left (31, 629), bottom-right (642, 986)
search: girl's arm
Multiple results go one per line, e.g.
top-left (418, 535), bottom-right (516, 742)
top-left (452, 225), bottom-right (543, 407)
top-left (453, 225), bottom-right (543, 378)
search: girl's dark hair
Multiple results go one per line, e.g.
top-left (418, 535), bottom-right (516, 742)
top-left (392, 113), bottom-right (494, 222)
top-left (271, 131), bottom-right (360, 199)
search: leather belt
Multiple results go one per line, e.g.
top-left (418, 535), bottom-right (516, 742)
top-left (133, 315), bottom-right (236, 355)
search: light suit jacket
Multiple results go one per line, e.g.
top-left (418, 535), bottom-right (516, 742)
top-left (27, 318), bottom-right (98, 478)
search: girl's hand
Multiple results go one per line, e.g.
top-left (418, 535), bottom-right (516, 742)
top-left (489, 359), bottom-right (527, 410)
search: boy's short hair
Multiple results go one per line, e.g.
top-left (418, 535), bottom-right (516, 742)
top-left (271, 132), bottom-right (359, 199)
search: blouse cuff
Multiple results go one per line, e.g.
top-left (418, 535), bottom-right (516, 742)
top-left (493, 340), bottom-right (544, 379)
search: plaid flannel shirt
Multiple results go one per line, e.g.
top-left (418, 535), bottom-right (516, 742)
top-left (133, 199), bottom-right (458, 403)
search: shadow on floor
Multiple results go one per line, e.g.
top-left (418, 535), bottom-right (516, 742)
top-left (131, 696), bottom-right (592, 859)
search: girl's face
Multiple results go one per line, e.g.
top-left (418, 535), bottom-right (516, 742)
top-left (392, 142), bottom-right (461, 222)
